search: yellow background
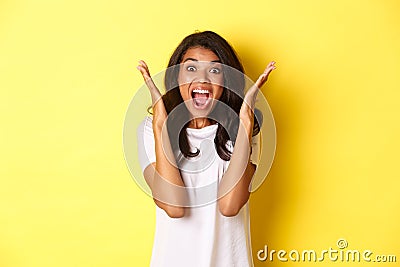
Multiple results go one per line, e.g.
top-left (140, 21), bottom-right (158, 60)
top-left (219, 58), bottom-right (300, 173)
top-left (1, 0), bottom-right (399, 266)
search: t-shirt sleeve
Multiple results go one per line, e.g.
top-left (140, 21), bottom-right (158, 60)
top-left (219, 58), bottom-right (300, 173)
top-left (249, 133), bottom-right (261, 166)
top-left (137, 116), bottom-right (156, 172)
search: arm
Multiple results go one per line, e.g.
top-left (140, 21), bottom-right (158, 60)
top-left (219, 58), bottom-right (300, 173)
top-left (217, 61), bottom-right (276, 217)
top-left (217, 121), bottom-right (255, 217)
top-left (137, 60), bottom-right (188, 218)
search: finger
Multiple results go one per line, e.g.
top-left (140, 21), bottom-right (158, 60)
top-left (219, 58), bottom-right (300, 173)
top-left (137, 64), bottom-right (157, 90)
top-left (137, 60), bottom-right (151, 80)
top-left (263, 61), bottom-right (276, 75)
top-left (138, 59), bottom-right (149, 69)
top-left (245, 61), bottom-right (277, 108)
top-left (256, 61), bottom-right (277, 88)
top-left (137, 60), bottom-right (162, 104)
top-left (138, 60), bottom-right (150, 73)
top-left (136, 65), bottom-right (150, 80)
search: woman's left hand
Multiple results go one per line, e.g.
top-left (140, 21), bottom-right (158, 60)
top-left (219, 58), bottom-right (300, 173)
top-left (239, 61), bottom-right (276, 129)
top-left (217, 61), bottom-right (276, 216)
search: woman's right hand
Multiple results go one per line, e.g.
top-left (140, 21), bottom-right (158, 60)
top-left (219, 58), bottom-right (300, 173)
top-left (137, 61), bottom-right (186, 217)
top-left (137, 60), bottom-right (167, 129)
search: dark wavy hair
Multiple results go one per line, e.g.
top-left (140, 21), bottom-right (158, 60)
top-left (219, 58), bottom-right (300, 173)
top-left (162, 31), bottom-right (261, 161)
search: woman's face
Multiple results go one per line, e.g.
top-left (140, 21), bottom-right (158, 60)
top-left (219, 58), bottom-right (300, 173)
top-left (178, 47), bottom-right (224, 117)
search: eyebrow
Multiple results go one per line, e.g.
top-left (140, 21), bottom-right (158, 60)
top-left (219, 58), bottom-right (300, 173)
top-left (183, 58), bottom-right (221, 63)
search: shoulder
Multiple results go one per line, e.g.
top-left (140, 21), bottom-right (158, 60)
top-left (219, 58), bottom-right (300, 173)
top-left (137, 116), bottom-right (155, 145)
top-left (137, 116), bottom-right (156, 170)
top-left (252, 132), bottom-right (260, 144)
top-left (137, 116), bottom-right (153, 134)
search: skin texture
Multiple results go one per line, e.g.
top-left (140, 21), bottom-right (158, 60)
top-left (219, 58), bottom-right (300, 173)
top-left (137, 47), bottom-right (276, 218)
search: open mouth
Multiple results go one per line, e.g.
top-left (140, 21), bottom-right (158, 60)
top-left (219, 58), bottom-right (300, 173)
top-left (191, 88), bottom-right (212, 109)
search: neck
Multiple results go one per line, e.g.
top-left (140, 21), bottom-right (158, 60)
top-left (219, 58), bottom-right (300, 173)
top-left (188, 118), bottom-right (213, 129)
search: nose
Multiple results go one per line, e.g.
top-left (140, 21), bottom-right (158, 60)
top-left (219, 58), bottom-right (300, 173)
top-left (196, 68), bottom-right (211, 83)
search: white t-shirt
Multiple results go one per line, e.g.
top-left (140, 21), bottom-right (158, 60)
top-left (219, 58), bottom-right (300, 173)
top-left (137, 116), bottom-right (260, 267)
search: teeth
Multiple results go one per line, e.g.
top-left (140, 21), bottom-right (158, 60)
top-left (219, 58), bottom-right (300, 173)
top-left (193, 89), bottom-right (210, 94)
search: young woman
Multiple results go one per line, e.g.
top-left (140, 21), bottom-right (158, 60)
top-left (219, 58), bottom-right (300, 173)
top-left (137, 31), bottom-right (276, 267)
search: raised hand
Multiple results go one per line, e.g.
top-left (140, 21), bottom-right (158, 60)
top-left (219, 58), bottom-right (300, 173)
top-left (137, 60), bottom-right (167, 129)
top-left (245, 61), bottom-right (276, 109)
top-left (137, 60), bottom-right (187, 214)
top-left (239, 61), bottom-right (276, 130)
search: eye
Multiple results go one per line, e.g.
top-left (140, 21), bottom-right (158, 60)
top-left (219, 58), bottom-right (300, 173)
top-left (186, 66), bottom-right (196, 71)
top-left (209, 67), bottom-right (221, 74)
